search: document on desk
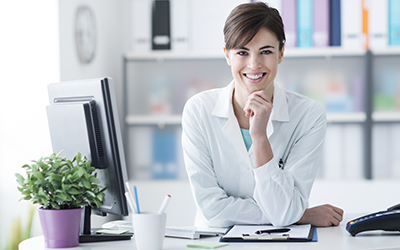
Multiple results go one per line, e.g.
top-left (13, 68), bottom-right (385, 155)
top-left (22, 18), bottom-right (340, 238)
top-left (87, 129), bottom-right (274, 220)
top-left (220, 224), bottom-right (315, 242)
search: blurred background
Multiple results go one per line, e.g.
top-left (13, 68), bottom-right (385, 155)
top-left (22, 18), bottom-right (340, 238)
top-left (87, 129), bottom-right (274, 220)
top-left (1, 0), bottom-right (400, 249)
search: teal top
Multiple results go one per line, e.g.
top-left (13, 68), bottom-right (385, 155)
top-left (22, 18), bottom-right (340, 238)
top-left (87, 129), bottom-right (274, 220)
top-left (240, 128), bottom-right (253, 151)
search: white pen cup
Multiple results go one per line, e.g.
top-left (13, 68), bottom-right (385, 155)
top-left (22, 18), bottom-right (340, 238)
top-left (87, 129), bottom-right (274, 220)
top-left (132, 212), bottom-right (166, 250)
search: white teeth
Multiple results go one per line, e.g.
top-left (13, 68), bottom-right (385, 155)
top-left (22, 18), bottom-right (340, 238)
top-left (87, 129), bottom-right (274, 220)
top-left (246, 73), bottom-right (263, 80)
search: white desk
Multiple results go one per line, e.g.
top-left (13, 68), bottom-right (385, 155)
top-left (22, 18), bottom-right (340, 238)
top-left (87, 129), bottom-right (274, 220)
top-left (19, 214), bottom-right (400, 250)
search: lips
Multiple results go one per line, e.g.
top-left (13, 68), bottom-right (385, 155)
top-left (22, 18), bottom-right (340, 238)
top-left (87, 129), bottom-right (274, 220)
top-left (244, 73), bottom-right (266, 81)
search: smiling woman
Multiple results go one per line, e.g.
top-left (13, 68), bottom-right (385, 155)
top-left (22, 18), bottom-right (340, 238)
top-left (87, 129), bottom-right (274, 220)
top-left (0, 1), bottom-right (59, 248)
top-left (181, 2), bottom-right (344, 229)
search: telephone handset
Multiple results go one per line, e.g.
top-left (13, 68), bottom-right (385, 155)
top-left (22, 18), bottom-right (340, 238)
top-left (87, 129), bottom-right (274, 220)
top-left (346, 203), bottom-right (400, 236)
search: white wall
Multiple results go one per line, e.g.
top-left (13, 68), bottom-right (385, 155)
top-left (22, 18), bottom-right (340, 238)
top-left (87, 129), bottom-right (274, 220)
top-left (58, 0), bottom-right (131, 121)
top-left (0, 0), bottom-right (59, 247)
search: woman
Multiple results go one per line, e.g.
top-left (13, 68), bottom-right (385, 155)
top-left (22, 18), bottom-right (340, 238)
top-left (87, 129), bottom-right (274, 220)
top-left (182, 2), bottom-right (343, 227)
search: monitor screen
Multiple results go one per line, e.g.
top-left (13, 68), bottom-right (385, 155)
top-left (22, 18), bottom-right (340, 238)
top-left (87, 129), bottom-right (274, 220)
top-left (46, 77), bottom-right (131, 242)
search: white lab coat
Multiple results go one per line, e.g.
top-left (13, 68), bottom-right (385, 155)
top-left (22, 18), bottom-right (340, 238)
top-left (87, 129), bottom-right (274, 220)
top-left (181, 81), bottom-right (326, 227)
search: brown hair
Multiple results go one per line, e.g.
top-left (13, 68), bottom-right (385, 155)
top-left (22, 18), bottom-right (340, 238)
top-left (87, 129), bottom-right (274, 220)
top-left (223, 2), bottom-right (286, 51)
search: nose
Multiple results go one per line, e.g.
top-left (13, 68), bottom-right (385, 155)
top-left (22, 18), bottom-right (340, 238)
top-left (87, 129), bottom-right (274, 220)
top-left (247, 55), bottom-right (262, 69)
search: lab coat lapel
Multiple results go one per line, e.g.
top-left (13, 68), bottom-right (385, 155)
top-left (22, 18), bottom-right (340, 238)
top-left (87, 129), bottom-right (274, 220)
top-left (212, 82), bottom-right (252, 166)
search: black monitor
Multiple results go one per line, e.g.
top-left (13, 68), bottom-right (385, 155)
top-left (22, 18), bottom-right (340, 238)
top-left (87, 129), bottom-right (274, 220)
top-left (46, 77), bottom-right (131, 242)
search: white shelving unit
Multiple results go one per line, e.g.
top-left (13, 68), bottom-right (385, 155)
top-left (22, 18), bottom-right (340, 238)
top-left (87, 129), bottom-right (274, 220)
top-left (122, 46), bottom-right (400, 180)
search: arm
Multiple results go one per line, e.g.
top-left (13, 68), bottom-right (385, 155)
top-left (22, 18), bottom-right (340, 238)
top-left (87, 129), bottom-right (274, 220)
top-left (252, 104), bottom-right (327, 226)
top-left (181, 98), bottom-right (269, 227)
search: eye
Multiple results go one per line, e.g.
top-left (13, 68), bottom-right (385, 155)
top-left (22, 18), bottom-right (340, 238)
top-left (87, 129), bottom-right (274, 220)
top-left (261, 50), bottom-right (272, 55)
top-left (236, 51), bottom-right (248, 56)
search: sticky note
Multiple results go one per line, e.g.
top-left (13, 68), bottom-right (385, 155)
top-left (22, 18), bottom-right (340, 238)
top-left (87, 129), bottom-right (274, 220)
top-left (186, 241), bottom-right (229, 249)
top-left (96, 229), bottom-right (130, 235)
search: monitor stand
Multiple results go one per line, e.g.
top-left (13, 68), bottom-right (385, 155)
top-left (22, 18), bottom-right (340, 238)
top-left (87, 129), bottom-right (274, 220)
top-left (79, 206), bottom-right (133, 243)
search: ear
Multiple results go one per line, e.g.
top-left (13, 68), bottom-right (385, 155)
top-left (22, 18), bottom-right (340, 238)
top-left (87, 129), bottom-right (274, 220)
top-left (223, 46), bottom-right (231, 66)
top-left (278, 44), bottom-right (285, 64)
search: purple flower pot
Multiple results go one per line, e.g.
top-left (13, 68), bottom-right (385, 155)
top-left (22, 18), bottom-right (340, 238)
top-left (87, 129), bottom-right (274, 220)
top-left (38, 207), bottom-right (83, 248)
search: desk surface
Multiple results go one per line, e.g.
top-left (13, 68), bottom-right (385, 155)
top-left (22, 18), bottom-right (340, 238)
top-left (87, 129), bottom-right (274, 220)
top-left (20, 214), bottom-right (400, 250)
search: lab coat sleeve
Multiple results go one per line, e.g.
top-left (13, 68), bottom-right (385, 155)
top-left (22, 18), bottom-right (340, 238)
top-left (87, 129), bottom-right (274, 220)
top-left (253, 104), bottom-right (327, 227)
top-left (181, 97), bottom-right (269, 227)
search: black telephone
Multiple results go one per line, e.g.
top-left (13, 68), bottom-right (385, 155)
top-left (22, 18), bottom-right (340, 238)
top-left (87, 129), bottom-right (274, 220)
top-left (346, 203), bottom-right (400, 236)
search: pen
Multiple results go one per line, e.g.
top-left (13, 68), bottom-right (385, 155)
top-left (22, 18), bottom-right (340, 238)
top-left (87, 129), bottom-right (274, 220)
top-left (255, 228), bottom-right (290, 235)
top-left (158, 194), bottom-right (171, 214)
top-left (124, 192), bottom-right (136, 214)
top-left (133, 186), bottom-right (140, 214)
top-left (125, 182), bottom-right (137, 213)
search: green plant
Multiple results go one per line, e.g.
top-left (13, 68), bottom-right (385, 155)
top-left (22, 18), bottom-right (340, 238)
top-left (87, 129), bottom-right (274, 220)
top-left (15, 152), bottom-right (107, 209)
top-left (4, 204), bottom-right (36, 250)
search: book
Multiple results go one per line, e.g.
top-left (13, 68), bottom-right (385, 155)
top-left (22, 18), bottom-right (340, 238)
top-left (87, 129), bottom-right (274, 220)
top-left (329, 0), bottom-right (341, 46)
top-left (362, 0), bottom-right (369, 49)
top-left (389, 0), bottom-right (400, 46)
top-left (152, 0), bottom-right (171, 50)
top-left (368, 0), bottom-right (389, 49)
top-left (341, 0), bottom-right (363, 48)
top-left (131, 0), bottom-right (152, 52)
top-left (170, 0), bottom-right (190, 51)
top-left (281, 0), bottom-right (297, 47)
top-left (297, 0), bottom-right (313, 47)
top-left (313, 0), bottom-right (330, 47)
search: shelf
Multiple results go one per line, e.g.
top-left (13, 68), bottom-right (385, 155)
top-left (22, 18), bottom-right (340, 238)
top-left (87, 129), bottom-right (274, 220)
top-left (371, 47), bottom-right (400, 56)
top-left (127, 113), bottom-right (366, 126)
top-left (372, 112), bottom-right (400, 122)
top-left (124, 47), bottom-right (367, 61)
top-left (126, 115), bottom-right (182, 127)
top-left (326, 112), bottom-right (366, 123)
top-left (124, 51), bottom-right (225, 61)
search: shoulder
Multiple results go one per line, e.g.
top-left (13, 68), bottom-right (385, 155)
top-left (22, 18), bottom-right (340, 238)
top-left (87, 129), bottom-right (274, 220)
top-left (283, 88), bottom-right (326, 122)
top-left (183, 87), bottom-right (224, 115)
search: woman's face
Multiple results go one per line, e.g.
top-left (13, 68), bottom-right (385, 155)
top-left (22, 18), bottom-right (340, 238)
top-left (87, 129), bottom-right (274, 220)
top-left (224, 28), bottom-right (284, 99)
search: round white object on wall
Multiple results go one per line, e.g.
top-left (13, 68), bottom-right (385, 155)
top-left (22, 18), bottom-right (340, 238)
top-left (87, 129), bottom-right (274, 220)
top-left (75, 6), bottom-right (96, 64)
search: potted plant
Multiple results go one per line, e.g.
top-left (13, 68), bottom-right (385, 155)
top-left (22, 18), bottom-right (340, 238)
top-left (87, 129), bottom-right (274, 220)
top-left (15, 152), bottom-right (107, 248)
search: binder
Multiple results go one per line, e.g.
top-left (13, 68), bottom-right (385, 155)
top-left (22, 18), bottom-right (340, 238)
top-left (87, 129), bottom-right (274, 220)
top-left (220, 224), bottom-right (316, 242)
top-left (368, 0), bottom-right (388, 49)
top-left (131, 0), bottom-right (152, 52)
top-left (329, 0), bottom-right (341, 46)
top-left (313, 0), bottom-right (330, 47)
top-left (362, 0), bottom-right (369, 49)
top-left (170, 0), bottom-right (190, 51)
top-left (389, 0), bottom-right (400, 46)
top-left (341, 0), bottom-right (363, 48)
top-left (152, 0), bottom-right (171, 50)
top-left (281, 0), bottom-right (297, 47)
top-left (297, 0), bottom-right (313, 47)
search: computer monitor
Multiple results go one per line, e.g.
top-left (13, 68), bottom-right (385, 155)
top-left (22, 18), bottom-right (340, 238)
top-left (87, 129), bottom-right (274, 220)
top-left (46, 77), bottom-right (131, 242)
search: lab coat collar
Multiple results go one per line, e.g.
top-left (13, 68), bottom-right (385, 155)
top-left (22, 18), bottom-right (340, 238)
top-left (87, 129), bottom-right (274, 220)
top-left (211, 80), bottom-right (290, 123)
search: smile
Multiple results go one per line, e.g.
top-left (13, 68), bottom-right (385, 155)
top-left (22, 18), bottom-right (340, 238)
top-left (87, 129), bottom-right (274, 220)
top-left (244, 73), bottom-right (266, 80)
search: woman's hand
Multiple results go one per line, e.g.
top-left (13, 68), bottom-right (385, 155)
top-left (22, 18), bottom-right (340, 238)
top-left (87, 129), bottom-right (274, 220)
top-left (243, 90), bottom-right (273, 137)
top-left (243, 90), bottom-right (274, 168)
top-left (297, 204), bottom-right (344, 227)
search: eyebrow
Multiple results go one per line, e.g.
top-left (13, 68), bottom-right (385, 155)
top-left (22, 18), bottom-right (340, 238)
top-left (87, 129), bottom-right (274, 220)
top-left (238, 45), bottom-right (276, 50)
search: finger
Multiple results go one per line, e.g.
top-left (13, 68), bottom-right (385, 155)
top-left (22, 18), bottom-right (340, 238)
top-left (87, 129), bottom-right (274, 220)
top-left (331, 216), bottom-right (341, 226)
top-left (331, 206), bottom-right (344, 217)
top-left (248, 90), bottom-right (271, 103)
top-left (332, 212), bottom-right (343, 223)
